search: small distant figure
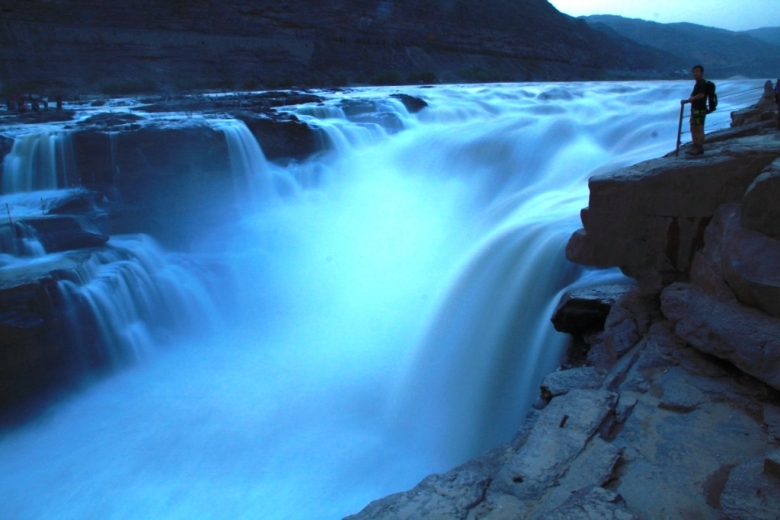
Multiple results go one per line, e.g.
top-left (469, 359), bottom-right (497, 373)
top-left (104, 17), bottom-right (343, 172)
top-left (681, 64), bottom-right (708, 155)
top-left (42, 96), bottom-right (48, 111)
top-left (55, 93), bottom-right (63, 112)
top-left (775, 78), bottom-right (780, 129)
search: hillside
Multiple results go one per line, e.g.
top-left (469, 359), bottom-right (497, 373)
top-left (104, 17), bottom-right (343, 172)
top-left (0, 0), bottom-right (679, 95)
top-left (745, 26), bottom-right (780, 48)
top-left (585, 15), bottom-right (780, 78)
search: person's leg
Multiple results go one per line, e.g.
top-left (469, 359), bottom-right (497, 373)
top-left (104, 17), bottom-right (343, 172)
top-left (688, 109), bottom-right (706, 153)
top-left (692, 124), bottom-right (704, 148)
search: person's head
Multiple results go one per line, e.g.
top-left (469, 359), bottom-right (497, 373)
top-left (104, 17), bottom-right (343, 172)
top-left (691, 65), bottom-right (704, 80)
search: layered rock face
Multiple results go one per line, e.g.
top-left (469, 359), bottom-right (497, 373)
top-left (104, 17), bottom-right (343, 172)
top-left (0, 0), bottom-right (674, 93)
top-left (346, 97), bottom-right (780, 519)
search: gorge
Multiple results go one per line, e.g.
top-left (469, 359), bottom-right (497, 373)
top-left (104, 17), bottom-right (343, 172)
top-left (0, 79), bottom-right (778, 520)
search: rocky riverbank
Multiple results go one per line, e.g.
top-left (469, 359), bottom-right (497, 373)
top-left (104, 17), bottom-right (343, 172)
top-left (345, 87), bottom-right (780, 519)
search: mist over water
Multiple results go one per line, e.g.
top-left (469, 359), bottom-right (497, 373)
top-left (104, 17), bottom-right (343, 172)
top-left (0, 81), bottom-right (760, 519)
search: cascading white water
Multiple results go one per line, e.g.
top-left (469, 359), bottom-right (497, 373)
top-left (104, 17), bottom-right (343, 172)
top-left (56, 235), bottom-right (221, 372)
top-left (212, 120), bottom-right (278, 207)
top-left (1, 131), bottom-right (75, 193)
top-left (0, 80), bottom-right (761, 520)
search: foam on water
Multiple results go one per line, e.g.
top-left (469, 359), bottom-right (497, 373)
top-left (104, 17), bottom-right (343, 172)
top-left (0, 80), bottom-right (763, 519)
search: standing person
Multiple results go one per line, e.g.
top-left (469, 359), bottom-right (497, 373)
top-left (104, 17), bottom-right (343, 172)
top-left (681, 65), bottom-right (708, 155)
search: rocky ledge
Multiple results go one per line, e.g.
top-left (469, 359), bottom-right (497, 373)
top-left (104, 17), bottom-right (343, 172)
top-left (346, 93), bottom-right (780, 518)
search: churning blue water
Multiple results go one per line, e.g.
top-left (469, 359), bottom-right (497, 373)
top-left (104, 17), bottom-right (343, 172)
top-left (0, 80), bottom-right (759, 519)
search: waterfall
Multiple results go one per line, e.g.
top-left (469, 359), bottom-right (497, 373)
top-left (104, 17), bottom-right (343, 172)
top-left (55, 235), bottom-right (221, 374)
top-left (0, 80), bottom-right (760, 520)
top-left (0, 221), bottom-right (46, 257)
top-left (1, 131), bottom-right (75, 193)
top-left (212, 120), bottom-right (278, 208)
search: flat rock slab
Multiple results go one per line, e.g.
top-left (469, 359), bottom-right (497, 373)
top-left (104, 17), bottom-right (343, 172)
top-left (492, 389), bottom-right (617, 500)
top-left (540, 366), bottom-right (603, 400)
top-left (721, 457), bottom-right (780, 520)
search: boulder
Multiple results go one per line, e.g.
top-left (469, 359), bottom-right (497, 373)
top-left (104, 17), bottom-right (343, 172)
top-left (719, 204), bottom-right (780, 317)
top-left (742, 163), bottom-right (780, 239)
top-left (235, 112), bottom-right (320, 162)
top-left (16, 217), bottom-right (109, 253)
top-left (390, 94), bottom-right (429, 114)
top-left (660, 282), bottom-right (780, 391)
top-left (551, 281), bottom-right (635, 335)
top-left (566, 134), bottom-right (780, 293)
top-left (690, 202), bottom-right (780, 317)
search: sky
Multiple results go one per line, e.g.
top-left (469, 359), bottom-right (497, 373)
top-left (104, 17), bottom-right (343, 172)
top-left (548, 0), bottom-right (780, 32)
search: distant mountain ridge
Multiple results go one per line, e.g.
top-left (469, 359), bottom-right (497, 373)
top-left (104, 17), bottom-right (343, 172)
top-left (585, 15), bottom-right (780, 79)
top-left (745, 26), bottom-right (780, 48)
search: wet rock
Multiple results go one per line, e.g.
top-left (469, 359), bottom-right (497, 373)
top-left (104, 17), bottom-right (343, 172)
top-left (551, 282), bottom-right (635, 336)
top-left (47, 191), bottom-right (105, 215)
top-left (80, 112), bottom-right (146, 127)
top-left (235, 112), bottom-right (321, 161)
top-left (390, 94), bottom-right (428, 114)
top-left (0, 251), bottom-right (95, 411)
top-left (17, 217), bottom-right (109, 253)
top-left (661, 282), bottom-right (780, 391)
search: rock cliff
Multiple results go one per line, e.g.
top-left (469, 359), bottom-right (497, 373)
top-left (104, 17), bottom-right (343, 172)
top-left (345, 93), bottom-right (780, 519)
top-left (0, 0), bottom-right (676, 94)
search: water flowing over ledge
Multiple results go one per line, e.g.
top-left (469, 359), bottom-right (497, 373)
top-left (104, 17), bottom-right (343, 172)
top-left (0, 81), bottom-right (764, 519)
